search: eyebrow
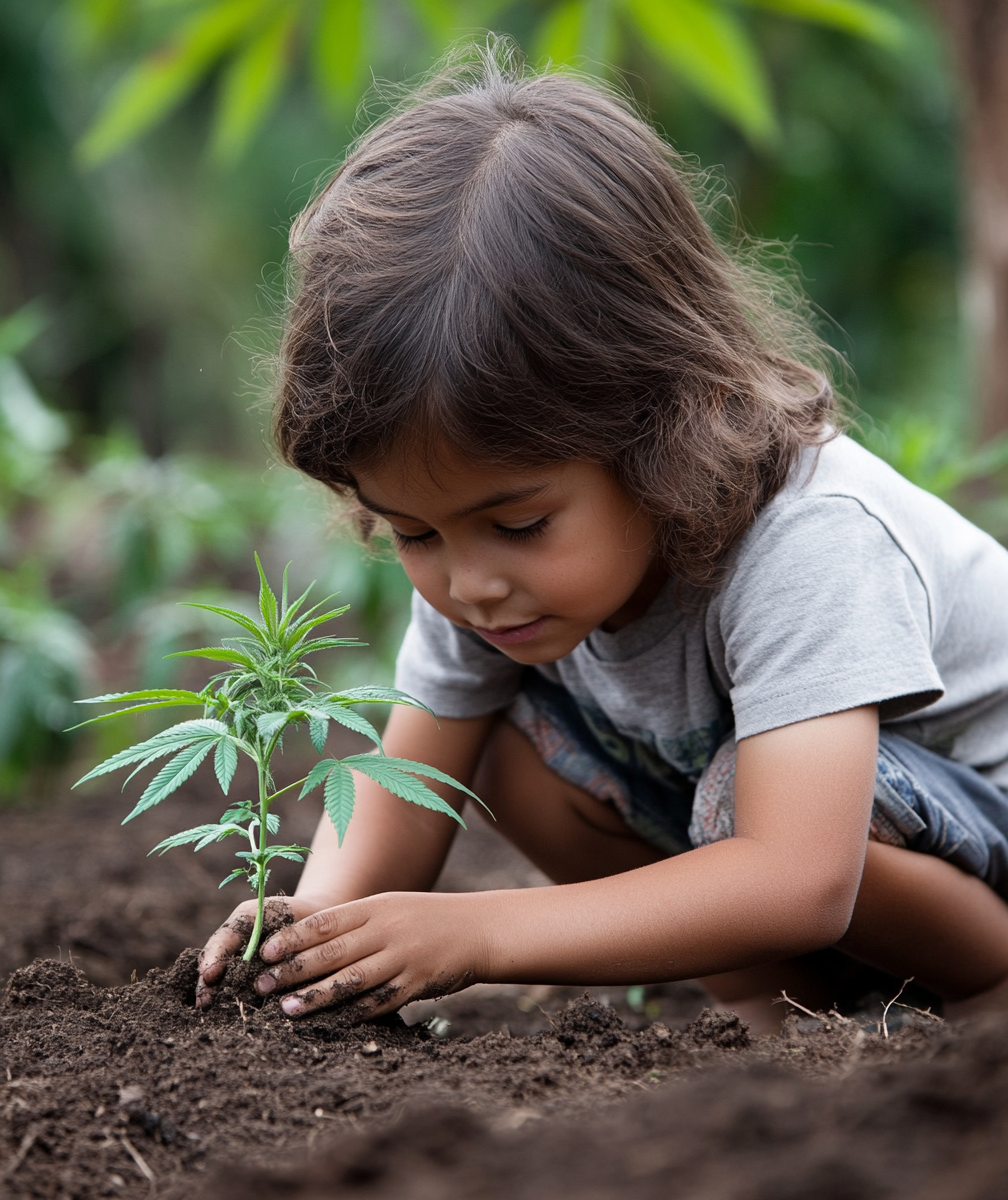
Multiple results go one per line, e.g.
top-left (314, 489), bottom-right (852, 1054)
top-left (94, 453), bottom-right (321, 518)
top-left (356, 484), bottom-right (549, 522)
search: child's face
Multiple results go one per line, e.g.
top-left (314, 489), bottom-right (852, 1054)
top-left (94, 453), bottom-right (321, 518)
top-left (354, 449), bottom-right (664, 663)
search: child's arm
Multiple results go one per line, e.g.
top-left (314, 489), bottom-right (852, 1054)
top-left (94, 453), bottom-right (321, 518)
top-left (234, 704), bottom-right (879, 1016)
top-left (196, 707), bottom-right (494, 1002)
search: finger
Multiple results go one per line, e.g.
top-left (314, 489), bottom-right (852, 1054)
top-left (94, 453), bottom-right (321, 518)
top-left (260, 902), bottom-right (368, 966)
top-left (279, 954), bottom-right (393, 1018)
top-left (198, 904), bottom-right (258, 987)
top-left (255, 925), bottom-right (375, 995)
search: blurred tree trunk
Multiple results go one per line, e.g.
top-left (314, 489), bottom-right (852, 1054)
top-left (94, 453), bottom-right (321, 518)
top-left (933, 0), bottom-right (1008, 437)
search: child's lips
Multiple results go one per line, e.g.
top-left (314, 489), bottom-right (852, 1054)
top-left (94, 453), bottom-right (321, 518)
top-left (474, 617), bottom-right (548, 646)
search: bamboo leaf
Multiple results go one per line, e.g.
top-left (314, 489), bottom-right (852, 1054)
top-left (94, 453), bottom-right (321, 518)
top-left (77, 0), bottom-right (267, 166)
top-left (323, 762), bottom-right (356, 845)
top-left (744, 0), bottom-right (903, 46)
top-left (533, 0), bottom-right (586, 63)
top-left (626, 0), bottom-right (778, 147)
top-left (211, 7), bottom-right (295, 164)
top-left (311, 0), bottom-right (363, 110)
top-left (214, 736), bottom-right (239, 794)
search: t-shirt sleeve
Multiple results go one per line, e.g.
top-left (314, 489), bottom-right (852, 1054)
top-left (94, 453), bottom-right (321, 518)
top-left (710, 495), bottom-right (944, 739)
top-left (393, 590), bottom-right (525, 718)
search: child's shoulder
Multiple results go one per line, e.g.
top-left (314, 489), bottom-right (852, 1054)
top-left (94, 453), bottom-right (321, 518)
top-left (749, 433), bottom-right (1000, 568)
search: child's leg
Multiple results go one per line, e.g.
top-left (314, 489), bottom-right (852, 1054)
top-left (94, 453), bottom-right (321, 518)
top-left (472, 716), bottom-right (667, 883)
top-left (476, 719), bottom-right (1008, 1029)
top-left (701, 842), bottom-right (1008, 1031)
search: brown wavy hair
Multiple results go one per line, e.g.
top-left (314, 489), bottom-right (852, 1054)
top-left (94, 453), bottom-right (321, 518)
top-left (274, 43), bottom-right (839, 588)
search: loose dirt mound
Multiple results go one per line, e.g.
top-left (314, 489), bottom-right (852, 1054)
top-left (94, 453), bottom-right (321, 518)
top-left (200, 1011), bottom-right (1008, 1200)
top-left (0, 950), bottom-right (983, 1200)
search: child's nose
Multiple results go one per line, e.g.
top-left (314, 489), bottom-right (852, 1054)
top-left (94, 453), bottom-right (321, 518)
top-left (448, 564), bottom-right (510, 607)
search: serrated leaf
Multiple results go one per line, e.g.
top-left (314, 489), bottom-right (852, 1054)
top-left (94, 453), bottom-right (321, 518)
top-left (67, 697), bottom-right (209, 731)
top-left (342, 758), bottom-right (466, 827)
top-left (124, 738), bottom-right (219, 822)
top-left (343, 755), bottom-right (484, 807)
top-left (323, 762), bottom-right (356, 845)
top-left (166, 646), bottom-right (258, 669)
top-left (265, 845), bottom-right (310, 863)
top-left (308, 715), bottom-right (328, 754)
top-left (219, 868), bottom-right (248, 889)
top-left (256, 710), bottom-right (293, 740)
top-left (73, 719), bottom-right (228, 788)
top-left (181, 601), bottom-right (265, 639)
top-left (76, 689), bottom-right (206, 705)
top-left (310, 704), bottom-right (381, 749)
top-left (255, 552), bottom-right (278, 632)
top-left (299, 757), bottom-right (339, 799)
top-left (265, 811), bottom-right (279, 834)
top-left (328, 686), bottom-right (433, 713)
top-left (299, 636), bottom-right (364, 654)
top-left (214, 736), bottom-right (239, 794)
top-left (149, 823), bottom-right (225, 854)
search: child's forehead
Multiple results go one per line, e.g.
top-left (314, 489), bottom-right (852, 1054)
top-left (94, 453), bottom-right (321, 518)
top-left (353, 452), bottom-right (603, 520)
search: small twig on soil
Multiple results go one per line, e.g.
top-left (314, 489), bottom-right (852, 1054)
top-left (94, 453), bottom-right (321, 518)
top-left (237, 999), bottom-right (248, 1031)
top-left (881, 978), bottom-right (913, 1040)
top-left (121, 1135), bottom-right (157, 1198)
top-left (774, 991), bottom-right (822, 1021)
top-left (3, 1125), bottom-right (39, 1180)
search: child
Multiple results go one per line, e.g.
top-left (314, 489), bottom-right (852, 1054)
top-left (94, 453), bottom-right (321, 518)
top-left (197, 51), bottom-right (1008, 1033)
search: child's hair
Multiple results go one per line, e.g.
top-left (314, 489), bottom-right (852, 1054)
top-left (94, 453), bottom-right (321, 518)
top-left (275, 42), bottom-right (838, 588)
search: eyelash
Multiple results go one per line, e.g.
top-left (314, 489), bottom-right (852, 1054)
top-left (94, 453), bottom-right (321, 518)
top-left (391, 518), bottom-right (550, 550)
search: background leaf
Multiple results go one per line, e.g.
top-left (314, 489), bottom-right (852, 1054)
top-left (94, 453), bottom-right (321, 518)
top-left (625, 0), bottom-right (778, 147)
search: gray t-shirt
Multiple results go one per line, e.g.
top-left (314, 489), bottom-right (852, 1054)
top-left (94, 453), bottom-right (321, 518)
top-left (394, 436), bottom-right (1008, 786)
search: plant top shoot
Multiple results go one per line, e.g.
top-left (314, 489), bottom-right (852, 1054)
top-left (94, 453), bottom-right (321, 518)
top-left (71, 555), bottom-right (480, 962)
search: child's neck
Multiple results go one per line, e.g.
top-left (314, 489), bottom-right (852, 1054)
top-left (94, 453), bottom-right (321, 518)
top-left (599, 557), bottom-right (668, 634)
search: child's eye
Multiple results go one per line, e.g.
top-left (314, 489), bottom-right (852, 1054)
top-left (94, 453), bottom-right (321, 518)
top-left (494, 518), bottom-right (549, 542)
top-left (391, 528), bottom-right (437, 549)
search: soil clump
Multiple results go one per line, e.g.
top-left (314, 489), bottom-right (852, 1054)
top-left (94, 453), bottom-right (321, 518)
top-left (0, 951), bottom-right (963, 1200)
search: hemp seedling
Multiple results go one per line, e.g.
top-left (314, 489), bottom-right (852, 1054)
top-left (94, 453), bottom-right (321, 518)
top-left (72, 555), bottom-right (479, 961)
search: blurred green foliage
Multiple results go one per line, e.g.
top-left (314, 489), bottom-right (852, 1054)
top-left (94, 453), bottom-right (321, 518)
top-left (74, 0), bottom-right (900, 164)
top-left (0, 0), bottom-right (1004, 794)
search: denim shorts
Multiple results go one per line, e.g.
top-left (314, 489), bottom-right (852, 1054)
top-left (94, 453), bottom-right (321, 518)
top-left (507, 670), bottom-right (1008, 900)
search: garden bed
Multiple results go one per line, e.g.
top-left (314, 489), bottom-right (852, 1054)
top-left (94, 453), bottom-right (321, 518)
top-left (3, 777), bottom-right (1008, 1200)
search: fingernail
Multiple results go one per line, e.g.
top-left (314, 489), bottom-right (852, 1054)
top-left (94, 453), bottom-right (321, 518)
top-left (255, 974), bottom-right (276, 995)
top-left (281, 996), bottom-right (302, 1016)
top-left (261, 939), bottom-right (278, 962)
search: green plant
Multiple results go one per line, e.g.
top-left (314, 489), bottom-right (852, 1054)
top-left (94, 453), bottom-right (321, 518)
top-left (72, 0), bottom-right (902, 166)
top-left (72, 554), bottom-right (479, 961)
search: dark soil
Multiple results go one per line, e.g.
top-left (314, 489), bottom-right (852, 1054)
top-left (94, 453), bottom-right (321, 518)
top-left (3, 764), bottom-right (1007, 1199)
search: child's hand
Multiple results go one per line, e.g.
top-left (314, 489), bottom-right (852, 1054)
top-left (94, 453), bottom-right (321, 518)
top-left (250, 891), bottom-right (486, 1018)
top-left (196, 896), bottom-right (325, 1008)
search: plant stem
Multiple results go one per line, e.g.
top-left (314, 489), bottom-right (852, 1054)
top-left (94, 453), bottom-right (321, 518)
top-left (243, 757), bottom-right (270, 962)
